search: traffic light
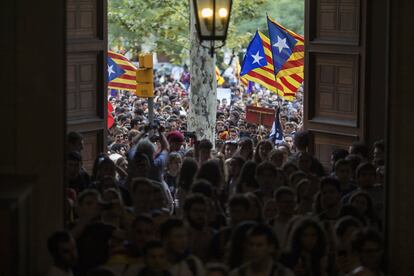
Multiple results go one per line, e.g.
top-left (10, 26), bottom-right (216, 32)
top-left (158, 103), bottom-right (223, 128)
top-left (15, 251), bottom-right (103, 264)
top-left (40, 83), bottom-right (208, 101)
top-left (136, 53), bottom-right (154, 97)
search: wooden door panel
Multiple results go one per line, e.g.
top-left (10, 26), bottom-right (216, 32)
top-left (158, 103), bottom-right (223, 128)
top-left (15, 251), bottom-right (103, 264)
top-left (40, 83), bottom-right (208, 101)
top-left (309, 53), bottom-right (359, 126)
top-left (312, 0), bottom-right (360, 44)
top-left (67, 0), bottom-right (107, 172)
top-left (67, 0), bottom-right (102, 39)
top-left (311, 130), bottom-right (357, 168)
top-left (67, 53), bottom-right (98, 119)
top-left (305, 0), bottom-right (366, 169)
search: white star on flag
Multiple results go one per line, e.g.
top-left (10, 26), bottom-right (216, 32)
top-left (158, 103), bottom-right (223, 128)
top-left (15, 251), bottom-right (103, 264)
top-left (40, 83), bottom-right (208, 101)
top-left (108, 65), bottom-right (115, 77)
top-left (273, 36), bottom-right (289, 53)
top-left (251, 51), bottom-right (264, 65)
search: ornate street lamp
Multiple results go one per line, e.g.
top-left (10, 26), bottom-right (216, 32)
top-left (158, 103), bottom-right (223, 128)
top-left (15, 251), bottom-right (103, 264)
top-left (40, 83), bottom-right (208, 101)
top-left (192, 0), bottom-right (233, 56)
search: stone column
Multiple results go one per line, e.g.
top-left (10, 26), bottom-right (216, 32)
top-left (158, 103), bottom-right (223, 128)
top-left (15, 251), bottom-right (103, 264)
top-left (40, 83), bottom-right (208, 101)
top-left (188, 1), bottom-right (217, 142)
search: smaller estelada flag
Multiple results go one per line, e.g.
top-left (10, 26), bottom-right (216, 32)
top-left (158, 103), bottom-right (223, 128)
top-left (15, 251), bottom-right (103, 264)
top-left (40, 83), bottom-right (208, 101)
top-left (107, 51), bottom-right (137, 92)
top-left (269, 108), bottom-right (284, 144)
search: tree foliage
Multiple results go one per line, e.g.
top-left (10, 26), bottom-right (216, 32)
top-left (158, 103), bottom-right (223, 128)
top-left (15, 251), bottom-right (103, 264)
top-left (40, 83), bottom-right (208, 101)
top-left (108, 0), bottom-right (304, 64)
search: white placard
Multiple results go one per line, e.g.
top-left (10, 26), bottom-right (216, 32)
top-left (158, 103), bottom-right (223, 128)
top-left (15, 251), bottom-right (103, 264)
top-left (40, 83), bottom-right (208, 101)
top-left (217, 88), bottom-right (231, 106)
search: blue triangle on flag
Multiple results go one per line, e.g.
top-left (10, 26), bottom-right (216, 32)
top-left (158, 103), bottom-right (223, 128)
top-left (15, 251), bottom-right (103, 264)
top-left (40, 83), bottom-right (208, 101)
top-left (107, 57), bottom-right (126, 82)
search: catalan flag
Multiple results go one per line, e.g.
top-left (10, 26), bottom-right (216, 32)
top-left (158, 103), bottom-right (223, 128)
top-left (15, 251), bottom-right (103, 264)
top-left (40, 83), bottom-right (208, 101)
top-left (240, 31), bottom-right (281, 95)
top-left (107, 51), bottom-right (137, 92)
top-left (216, 66), bottom-right (225, 86)
top-left (267, 16), bottom-right (304, 100)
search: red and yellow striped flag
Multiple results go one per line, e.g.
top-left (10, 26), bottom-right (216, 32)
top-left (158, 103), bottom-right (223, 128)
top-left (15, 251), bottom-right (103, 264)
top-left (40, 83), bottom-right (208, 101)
top-left (267, 17), bottom-right (304, 100)
top-left (216, 66), bottom-right (225, 86)
top-left (107, 51), bottom-right (137, 92)
top-left (240, 31), bottom-right (281, 95)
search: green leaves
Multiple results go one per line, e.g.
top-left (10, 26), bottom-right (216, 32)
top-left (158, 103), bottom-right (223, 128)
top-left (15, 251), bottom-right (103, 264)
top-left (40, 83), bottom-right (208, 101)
top-left (108, 0), bottom-right (304, 63)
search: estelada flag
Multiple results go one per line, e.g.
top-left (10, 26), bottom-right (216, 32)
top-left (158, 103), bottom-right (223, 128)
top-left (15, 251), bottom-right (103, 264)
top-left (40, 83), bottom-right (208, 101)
top-left (107, 51), bottom-right (137, 92)
top-left (267, 16), bottom-right (304, 100)
top-left (240, 31), bottom-right (280, 95)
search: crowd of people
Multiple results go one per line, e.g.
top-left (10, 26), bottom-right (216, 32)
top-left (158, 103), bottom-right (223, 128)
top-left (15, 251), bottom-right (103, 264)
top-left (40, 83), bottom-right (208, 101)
top-left (54, 70), bottom-right (387, 276)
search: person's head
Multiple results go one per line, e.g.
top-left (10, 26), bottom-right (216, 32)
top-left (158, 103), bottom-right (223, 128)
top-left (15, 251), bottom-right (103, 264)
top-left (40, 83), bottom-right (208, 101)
top-left (345, 154), bottom-right (363, 179)
top-left (334, 159), bottom-right (353, 184)
top-left (67, 131), bottom-right (84, 153)
top-left (128, 129), bottom-right (140, 145)
top-left (284, 135), bottom-right (294, 150)
top-left (351, 228), bottom-right (383, 270)
top-left (166, 152), bottom-right (182, 175)
top-left (256, 161), bottom-right (278, 195)
top-left (238, 138), bottom-right (254, 160)
top-left (247, 224), bottom-right (279, 263)
top-left (373, 140), bottom-right (385, 166)
top-left (113, 129), bottom-right (124, 144)
top-left (289, 170), bottom-right (307, 189)
top-left (228, 129), bottom-right (238, 141)
top-left (282, 162), bottom-right (298, 179)
top-left (356, 162), bottom-right (377, 188)
top-left (136, 138), bottom-right (156, 161)
top-left (142, 240), bottom-right (169, 272)
top-left (47, 231), bottom-right (77, 268)
top-left (288, 218), bottom-right (326, 257)
top-left (130, 153), bottom-right (151, 178)
top-left (183, 193), bottom-right (209, 230)
top-left (296, 179), bottom-right (313, 213)
top-left (274, 187), bottom-right (296, 217)
top-left (245, 192), bottom-right (264, 222)
top-left (67, 151), bottom-right (82, 179)
top-left (167, 131), bottom-right (185, 152)
top-left (254, 140), bottom-right (273, 163)
top-left (227, 156), bottom-right (245, 179)
top-left (319, 177), bottom-right (341, 210)
top-left (297, 151), bottom-right (313, 173)
top-left (196, 159), bottom-right (224, 191)
top-left (198, 139), bottom-right (213, 164)
top-left (269, 149), bottom-right (285, 168)
top-left (334, 216), bottom-right (362, 251)
top-left (191, 179), bottom-right (213, 198)
top-left (131, 215), bottom-right (155, 249)
top-left (349, 142), bottom-right (370, 161)
top-left (115, 156), bottom-right (128, 172)
top-left (160, 218), bottom-right (188, 255)
top-left (277, 142), bottom-right (291, 162)
top-left (177, 157), bottom-right (199, 192)
top-left (236, 160), bottom-right (259, 193)
top-left (228, 194), bottom-right (251, 226)
top-left (111, 143), bottom-right (127, 157)
top-left (101, 188), bottom-right (124, 220)
top-left (77, 189), bottom-right (101, 219)
top-left (131, 177), bottom-right (162, 213)
top-left (349, 191), bottom-right (375, 218)
top-left (293, 130), bottom-right (310, 152)
top-left (95, 157), bottom-right (116, 181)
top-left (331, 149), bottom-right (349, 170)
top-left (284, 122), bottom-right (296, 134)
top-left (247, 124), bottom-right (257, 134)
top-left (130, 118), bottom-right (140, 130)
top-left (223, 141), bottom-right (238, 159)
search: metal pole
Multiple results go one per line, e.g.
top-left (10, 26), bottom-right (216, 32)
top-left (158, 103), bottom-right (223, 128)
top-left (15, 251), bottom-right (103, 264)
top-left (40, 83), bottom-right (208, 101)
top-left (148, 97), bottom-right (154, 125)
